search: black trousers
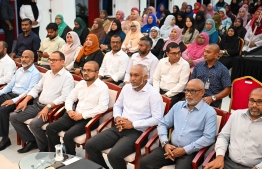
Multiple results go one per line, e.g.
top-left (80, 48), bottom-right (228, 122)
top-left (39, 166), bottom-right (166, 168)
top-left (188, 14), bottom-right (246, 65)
top-left (140, 147), bottom-right (197, 169)
top-left (85, 126), bottom-right (147, 169)
top-left (32, 27), bottom-right (39, 37)
top-left (0, 93), bottom-right (18, 137)
top-left (219, 56), bottom-right (235, 69)
top-left (160, 89), bottom-right (185, 107)
top-left (1, 20), bottom-right (14, 54)
top-left (46, 113), bottom-right (98, 155)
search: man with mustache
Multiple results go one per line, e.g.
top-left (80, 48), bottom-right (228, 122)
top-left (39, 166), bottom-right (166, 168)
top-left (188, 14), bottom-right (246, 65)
top-left (0, 50), bottom-right (41, 151)
top-left (205, 88), bottom-right (262, 169)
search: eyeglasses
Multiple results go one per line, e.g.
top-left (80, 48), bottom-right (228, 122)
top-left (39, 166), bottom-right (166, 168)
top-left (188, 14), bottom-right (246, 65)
top-left (183, 89), bottom-right (203, 94)
top-left (81, 69), bottom-right (97, 73)
top-left (248, 98), bottom-right (262, 106)
top-left (168, 51), bottom-right (181, 56)
top-left (48, 58), bottom-right (62, 63)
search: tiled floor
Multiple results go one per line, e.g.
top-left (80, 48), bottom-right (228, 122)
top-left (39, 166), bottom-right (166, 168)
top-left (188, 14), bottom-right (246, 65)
top-left (0, 97), bottom-right (230, 169)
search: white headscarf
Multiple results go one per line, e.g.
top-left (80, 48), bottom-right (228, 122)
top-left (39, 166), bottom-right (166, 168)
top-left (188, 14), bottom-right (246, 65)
top-left (160, 15), bottom-right (175, 41)
top-left (150, 26), bottom-right (162, 48)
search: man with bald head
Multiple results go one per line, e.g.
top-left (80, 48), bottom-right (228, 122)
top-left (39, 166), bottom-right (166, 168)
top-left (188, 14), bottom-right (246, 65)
top-left (205, 88), bottom-right (262, 169)
top-left (191, 44), bottom-right (231, 108)
top-left (140, 79), bottom-right (217, 169)
top-left (0, 50), bottom-right (41, 151)
top-left (46, 61), bottom-right (109, 155)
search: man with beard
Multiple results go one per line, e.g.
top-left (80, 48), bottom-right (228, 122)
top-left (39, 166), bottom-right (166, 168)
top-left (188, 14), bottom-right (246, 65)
top-left (124, 36), bottom-right (159, 85)
top-left (85, 64), bottom-right (164, 169)
top-left (0, 50), bottom-right (41, 151)
top-left (46, 61), bottom-right (109, 155)
top-left (0, 41), bottom-right (16, 86)
top-left (9, 18), bottom-right (40, 62)
top-left (140, 79), bottom-right (217, 169)
top-left (205, 87), bottom-right (262, 169)
top-left (37, 23), bottom-right (65, 69)
top-left (10, 51), bottom-right (74, 153)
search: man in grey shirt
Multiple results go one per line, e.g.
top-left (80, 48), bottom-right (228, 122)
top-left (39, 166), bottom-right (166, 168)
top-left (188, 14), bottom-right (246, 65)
top-left (205, 87), bottom-right (262, 169)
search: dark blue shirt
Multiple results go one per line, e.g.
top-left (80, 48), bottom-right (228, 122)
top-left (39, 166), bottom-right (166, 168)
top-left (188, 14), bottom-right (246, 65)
top-left (191, 61), bottom-right (231, 107)
top-left (13, 31), bottom-right (40, 59)
top-left (0, 0), bottom-right (14, 20)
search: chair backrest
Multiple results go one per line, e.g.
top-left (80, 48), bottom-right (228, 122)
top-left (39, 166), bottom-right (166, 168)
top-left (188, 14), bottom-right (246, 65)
top-left (72, 74), bottom-right (83, 87)
top-left (105, 82), bottom-right (122, 108)
top-left (15, 61), bottom-right (22, 69)
top-left (229, 76), bottom-right (262, 112)
top-left (162, 96), bottom-right (172, 115)
top-left (213, 107), bottom-right (229, 136)
top-left (35, 65), bottom-right (48, 77)
top-left (217, 36), bottom-right (221, 44)
top-left (239, 37), bottom-right (244, 55)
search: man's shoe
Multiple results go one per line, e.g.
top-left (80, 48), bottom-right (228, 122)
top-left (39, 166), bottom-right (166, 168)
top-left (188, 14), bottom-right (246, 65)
top-left (0, 139), bottom-right (11, 151)
top-left (17, 141), bottom-right (38, 153)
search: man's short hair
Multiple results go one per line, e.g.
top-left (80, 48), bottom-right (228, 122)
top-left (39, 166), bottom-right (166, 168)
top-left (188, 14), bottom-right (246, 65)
top-left (52, 51), bottom-right (65, 60)
top-left (0, 41), bottom-right (8, 49)
top-left (21, 18), bottom-right (32, 25)
top-left (46, 23), bottom-right (58, 31)
top-left (133, 64), bottom-right (148, 76)
top-left (165, 42), bottom-right (180, 53)
top-left (111, 35), bottom-right (122, 42)
top-left (140, 36), bottom-right (153, 47)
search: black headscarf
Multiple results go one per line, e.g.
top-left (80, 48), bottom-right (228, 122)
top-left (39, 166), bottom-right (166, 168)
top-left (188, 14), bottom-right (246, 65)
top-left (159, 9), bottom-right (171, 28)
top-left (216, 0), bottom-right (227, 7)
top-left (176, 11), bottom-right (186, 28)
top-left (220, 26), bottom-right (239, 50)
top-left (234, 18), bottom-right (247, 39)
top-left (172, 5), bottom-right (180, 18)
top-left (104, 20), bottom-right (123, 45)
top-left (195, 11), bottom-right (206, 32)
top-left (230, 0), bottom-right (240, 15)
top-left (23, 0), bottom-right (39, 21)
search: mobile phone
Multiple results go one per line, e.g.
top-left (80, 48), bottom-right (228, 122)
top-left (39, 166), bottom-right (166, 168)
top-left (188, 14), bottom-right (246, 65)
top-left (14, 109), bottom-right (22, 113)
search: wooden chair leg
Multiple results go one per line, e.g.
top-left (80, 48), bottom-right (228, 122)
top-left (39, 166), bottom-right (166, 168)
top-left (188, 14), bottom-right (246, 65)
top-left (17, 133), bottom-right (21, 145)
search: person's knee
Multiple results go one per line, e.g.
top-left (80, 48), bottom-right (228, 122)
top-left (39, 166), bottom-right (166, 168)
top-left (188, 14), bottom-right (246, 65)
top-left (9, 112), bottom-right (18, 123)
top-left (46, 123), bottom-right (54, 134)
top-left (107, 149), bottom-right (122, 162)
top-left (29, 119), bottom-right (42, 130)
top-left (85, 137), bottom-right (99, 153)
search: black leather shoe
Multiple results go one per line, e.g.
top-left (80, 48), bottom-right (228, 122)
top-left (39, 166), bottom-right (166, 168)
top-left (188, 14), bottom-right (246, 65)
top-left (17, 141), bottom-right (38, 153)
top-left (0, 139), bottom-right (11, 151)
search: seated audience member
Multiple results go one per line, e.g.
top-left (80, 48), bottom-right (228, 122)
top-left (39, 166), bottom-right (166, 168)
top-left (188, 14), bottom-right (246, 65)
top-left (185, 5), bottom-right (194, 17)
top-left (213, 14), bottom-right (227, 38)
top-left (180, 2), bottom-right (187, 12)
top-left (195, 11), bottom-right (206, 32)
top-left (74, 34), bottom-right (104, 76)
top-left (122, 9), bottom-right (142, 35)
top-left (160, 15), bottom-right (175, 41)
top-left (85, 64), bottom-right (164, 169)
top-left (107, 10), bottom-right (125, 33)
top-left (0, 50), bottom-right (41, 151)
top-left (142, 6), bottom-right (157, 26)
top-left (200, 4), bottom-right (212, 19)
top-left (121, 21), bottom-right (143, 56)
top-left (37, 23), bottom-right (65, 69)
top-left (203, 18), bottom-right (219, 44)
top-left (0, 41), bottom-right (16, 86)
top-left (124, 36), bottom-right (159, 85)
top-left (182, 16), bottom-right (199, 45)
top-left (141, 14), bottom-right (158, 36)
top-left (176, 11), bottom-right (186, 29)
top-left (225, 5), bottom-right (236, 23)
top-left (214, 0), bottom-right (228, 12)
top-left (191, 44), bottom-right (231, 108)
top-left (153, 42), bottom-right (190, 106)
top-left (99, 35), bottom-right (129, 85)
top-left (207, 4), bottom-right (215, 17)
top-left (60, 31), bottom-right (82, 71)
top-left (237, 7), bottom-right (248, 27)
top-left (157, 3), bottom-right (166, 19)
top-left (193, 2), bottom-right (201, 15)
top-left (172, 5), bottom-right (179, 19)
top-left (73, 17), bottom-right (89, 45)
top-left (182, 32), bottom-right (209, 70)
top-left (9, 18), bottom-right (40, 62)
top-left (204, 88), bottom-right (262, 169)
top-left (219, 8), bottom-right (232, 29)
top-left (234, 18), bottom-right (247, 39)
top-left (100, 20), bottom-right (126, 53)
top-left (159, 9), bottom-right (171, 28)
top-left (10, 51), bottom-right (74, 153)
top-left (159, 26), bottom-right (185, 59)
top-left (100, 10), bottom-right (111, 33)
top-left (55, 14), bottom-right (71, 41)
top-left (90, 18), bottom-right (106, 43)
top-left (230, 0), bottom-right (240, 15)
top-left (47, 61), bottom-right (109, 155)
top-left (219, 26), bottom-right (240, 69)
top-left (242, 4), bottom-right (251, 21)
top-left (150, 26), bottom-right (165, 57)
top-left (140, 79), bottom-right (217, 169)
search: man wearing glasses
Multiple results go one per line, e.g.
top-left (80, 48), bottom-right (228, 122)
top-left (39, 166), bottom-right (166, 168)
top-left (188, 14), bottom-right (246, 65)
top-left (140, 79), bottom-right (217, 169)
top-left (153, 42), bottom-right (190, 106)
top-left (205, 88), bottom-right (262, 169)
top-left (10, 51), bottom-right (74, 153)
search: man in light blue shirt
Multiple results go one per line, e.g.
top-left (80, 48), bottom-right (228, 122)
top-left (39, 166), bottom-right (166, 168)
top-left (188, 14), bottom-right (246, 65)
top-left (140, 79), bottom-right (217, 169)
top-left (0, 50), bottom-right (41, 151)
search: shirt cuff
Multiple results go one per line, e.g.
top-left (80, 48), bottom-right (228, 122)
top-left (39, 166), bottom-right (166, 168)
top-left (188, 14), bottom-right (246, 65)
top-left (215, 149), bottom-right (226, 157)
top-left (159, 135), bottom-right (169, 144)
top-left (183, 144), bottom-right (194, 155)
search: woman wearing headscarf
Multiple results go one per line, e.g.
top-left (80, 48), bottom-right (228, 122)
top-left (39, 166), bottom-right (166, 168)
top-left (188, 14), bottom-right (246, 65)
top-left (150, 26), bottom-right (164, 57)
top-left (107, 10), bottom-right (125, 33)
top-left (225, 5), bottom-right (236, 23)
top-left (182, 16), bottom-right (199, 45)
top-left (195, 11), bottom-right (206, 32)
top-left (213, 14), bottom-right (222, 31)
top-left (202, 18), bottom-right (219, 44)
top-left (74, 34), bottom-right (104, 75)
top-left (141, 14), bottom-right (158, 36)
top-left (193, 2), bottom-right (201, 14)
top-left (156, 3), bottom-right (166, 19)
top-left (55, 14), bottom-right (71, 41)
top-left (73, 17), bottom-right (89, 45)
top-left (207, 4), bottom-right (215, 17)
top-left (122, 9), bottom-right (142, 35)
top-left (219, 8), bottom-right (232, 29)
top-left (237, 7), bottom-right (248, 27)
top-left (182, 32), bottom-right (209, 69)
top-left (60, 31), bottom-right (82, 71)
top-left (90, 18), bottom-right (106, 43)
top-left (176, 11), bottom-right (186, 28)
top-left (234, 18), bottom-right (247, 39)
top-left (180, 2), bottom-right (187, 12)
top-left (160, 15), bottom-right (175, 41)
top-left (159, 26), bottom-right (185, 59)
top-left (251, 0), bottom-right (261, 14)
top-left (172, 5), bottom-right (180, 18)
top-left (159, 9), bottom-right (171, 28)
top-left (185, 5), bottom-right (194, 17)
top-left (122, 21), bottom-right (143, 55)
top-left (219, 26), bottom-right (240, 69)
top-left (100, 20), bottom-right (126, 53)
top-left (19, 0), bottom-right (41, 36)
top-left (213, 14), bottom-right (227, 37)
top-left (100, 10), bottom-right (111, 33)
top-left (143, 6), bottom-right (157, 25)
top-left (215, 0), bottom-right (228, 12)
top-left (200, 4), bottom-right (212, 19)
top-left (230, 0), bottom-right (241, 15)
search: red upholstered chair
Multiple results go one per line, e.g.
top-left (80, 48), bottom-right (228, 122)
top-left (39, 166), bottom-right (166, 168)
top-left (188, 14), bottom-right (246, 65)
top-left (238, 37), bottom-right (245, 55)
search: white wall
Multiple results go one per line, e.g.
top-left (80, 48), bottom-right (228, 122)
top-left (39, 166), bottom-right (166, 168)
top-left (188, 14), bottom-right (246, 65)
top-left (116, 0), bottom-right (142, 19)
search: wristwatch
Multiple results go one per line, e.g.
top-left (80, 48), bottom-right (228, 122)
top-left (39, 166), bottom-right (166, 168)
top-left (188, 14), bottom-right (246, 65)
top-left (211, 95), bottom-right (216, 101)
top-left (161, 141), bottom-right (169, 148)
top-left (46, 104), bottom-right (52, 111)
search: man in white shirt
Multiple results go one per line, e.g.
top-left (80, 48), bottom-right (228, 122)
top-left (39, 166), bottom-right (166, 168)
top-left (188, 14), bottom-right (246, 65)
top-left (99, 35), bottom-right (129, 85)
top-left (124, 36), bottom-right (159, 85)
top-left (46, 61), bottom-right (109, 155)
top-left (0, 41), bottom-right (16, 86)
top-left (85, 64), bottom-right (164, 169)
top-left (205, 87), bottom-right (262, 169)
top-left (10, 51), bottom-right (74, 153)
top-left (153, 42), bottom-right (190, 106)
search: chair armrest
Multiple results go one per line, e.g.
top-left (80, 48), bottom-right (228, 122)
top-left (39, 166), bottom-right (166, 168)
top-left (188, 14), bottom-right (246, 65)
top-left (97, 116), bottom-right (114, 133)
top-left (15, 96), bottom-right (26, 107)
top-left (48, 104), bottom-right (64, 123)
top-left (85, 107), bottom-right (113, 140)
top-left (0, 84), bottom-right (6, 90)
top-left (192, 146), bottom-right (210, 169)
top-left (53, 106), bottom-right (66, 121)
top-left (145, 132), bottom-right (159, 155)
top-left (202, 149), bottom-right (216, 169)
